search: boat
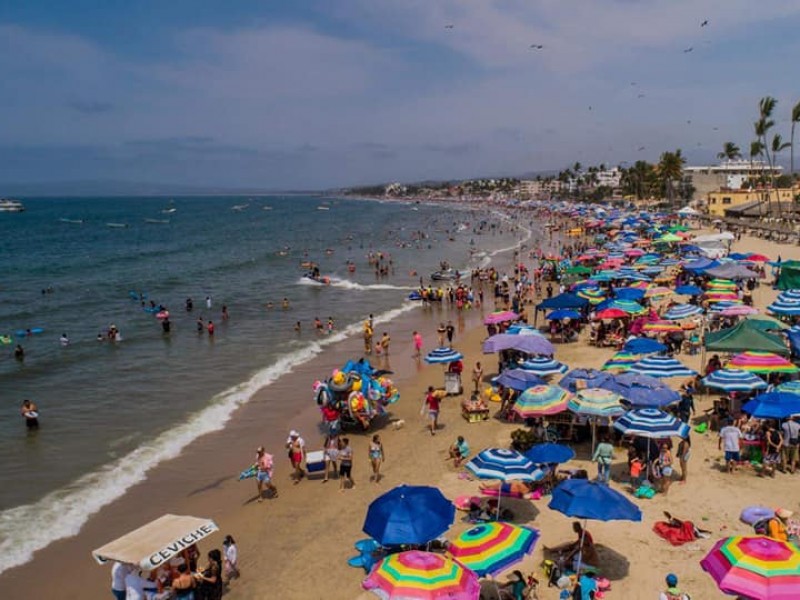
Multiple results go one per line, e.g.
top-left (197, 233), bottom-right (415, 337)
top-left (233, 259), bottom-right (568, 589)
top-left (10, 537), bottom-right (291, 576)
top-left (303, 272), bottom-right (330, 285)
top-left (59, 218), bottom-right (84, 224)
top-left (105, 222), bottom-right (129, 229)
top-left (144, 218), bottom-right (170, 224)
top-left (231, 203), bottom-right (250, 211)
top-left (316, 205), bottom-right (330, 211)
top-left (161, 207), bottom-right (177, 214)
top-left (430, 269), bottom-right (458, 281)
top-left (0, 198), bottom-right (25, 212)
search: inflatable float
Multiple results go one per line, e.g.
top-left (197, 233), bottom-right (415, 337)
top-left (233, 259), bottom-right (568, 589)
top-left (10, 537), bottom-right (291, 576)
top-left (0, 335), bottom-right (12, 345)
top-left (129, 291), bottom-right (148, 301)
top-left (15, 328), bottom-right (43, 337)
top-left (740, 506), bottom-right (773, 526)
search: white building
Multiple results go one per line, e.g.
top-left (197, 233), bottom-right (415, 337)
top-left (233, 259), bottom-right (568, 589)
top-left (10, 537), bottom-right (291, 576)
top-left (683, 160), bottom-right (782, 200)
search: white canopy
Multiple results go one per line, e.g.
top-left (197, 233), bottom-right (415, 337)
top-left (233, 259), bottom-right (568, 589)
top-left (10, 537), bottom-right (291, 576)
top-left (677, 206), bottom-right (699, 216)
top-left (92, 514), bottom-right (219, 571)
top-left (694, 232), bottom-right (735, 242)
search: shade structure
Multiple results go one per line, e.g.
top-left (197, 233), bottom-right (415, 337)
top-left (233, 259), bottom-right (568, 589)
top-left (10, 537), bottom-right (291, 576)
top-left (613, 408), bottom-right (690, 439)
top-left (363, 485), bottom-right (455, 546)
top-left (606, 372), bottom-right (681, 408)
top-left (546, 309), bottom-right (582, 321)
top-left (567, 388), bottom-right (626, 418)
top-left (742, 392), bottom-right (800, 419)
top-left (663, 304), bottom-right (704, 320)
top-left (482, 334), bottom-right (554, 356)
top-left (642, 320), bottom-right (682, 333)
top-left (525, 443), bottom-right (575, 465)
top-left (615, 288), bottom-right (646, 301)
top-left (493, 369), bottom-right (545, 392)
top-left (607, 299), bottom-right (647, 314)
top-left (559, 369), bottom-right (616, 393)
top-left (519, 356), bottom-right (569, 377)
top-left (601, 352), bottom-right (638, 372)
top-left (720, 305), bottom-right (759, 317)
top-left (514, 385), bottom-right (572, 417)
top-left (768, 299), bottom-right (800, 316)
top-left (447, 523), bottom-right (540, 577)
top-left (645, 286), bottom-right (673, 299)
top-left (595, 308), bottom-right (628, 319)
top-left (548, 479), bottom-right (642, 522)
top-left (465, 448), bottom-right (544, 482)
top-left (425, 347), bottom-right (464, 364)
top-left (702, 369), bottom-right (768, 393)
top-left (700, 536), bottom-right (800, 600)
top-left (505, 324), bottom-right (543, 336)
top-left (363, 550), bottom-right (480, 600)
top-left (776, 380), bottom-right (800, 394)
top-left (628, 355), bottom-right (697, 379)
top-left (778, 289), bottom-right (800, 302)
top-left (623, 337), bottom-right (667, 355)
top-left (707, 278), bottom-right (738, 290)
top-left (577, 288), bottom-right (606, 304)
top-left (727, 351), bottom-right (799, 374)
top-left (674, 284), bottom-right (702, 296)
top-left (484, 310), bottom-right (519, 325)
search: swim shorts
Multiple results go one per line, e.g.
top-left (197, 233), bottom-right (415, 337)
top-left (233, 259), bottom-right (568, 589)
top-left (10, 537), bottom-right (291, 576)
top-left (724, 451), bottom-right (740, 463)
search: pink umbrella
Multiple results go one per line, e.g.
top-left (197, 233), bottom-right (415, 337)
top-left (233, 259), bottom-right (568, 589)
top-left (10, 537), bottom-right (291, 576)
top-left (484, 310), bottom-right (519, 325)
top-left (721, 305), bottom-right (759, 316)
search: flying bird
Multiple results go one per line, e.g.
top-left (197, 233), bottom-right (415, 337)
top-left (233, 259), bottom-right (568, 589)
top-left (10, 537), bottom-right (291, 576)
top-left (637, 146), bottom-right (646, 151)
top-left (701, 20), bottom-right (709, 27)
top-left (684, 47), bottom-right (694, 53)
top-left (529, 44), bottom-right (544, 49)
top-left (637, 93), bottom-right (645, 98)
top-left (630, 82), bottom-right (637, 86)
top-left (445, 24), bottom-right (454, 29)
top-left (713, 127), bottom-right (719, 131)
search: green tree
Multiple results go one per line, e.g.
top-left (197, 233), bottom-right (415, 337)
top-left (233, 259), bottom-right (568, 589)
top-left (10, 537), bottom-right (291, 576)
top-left (657, 150), bottom-right (686, 208)
top-left (791, 100), bottom-right (800, 177)
top-left (755, 97), bottom-right (778, 216)
top-left (717, 142), bottom-right (742, 161)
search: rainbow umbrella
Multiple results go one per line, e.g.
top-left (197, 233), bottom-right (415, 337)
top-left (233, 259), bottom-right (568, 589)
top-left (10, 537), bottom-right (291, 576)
top-left (700, 536), bottom-right (800, 600)
top-left (363, 550), bottom-right (480, 600)
top-left (577, 288), bottom-right (606, 304)
top-left (705, 292), bottom-right (740, 303)
top-left (607, 299), bottom-right (647, 315)
top-left (726, 351), bottom-right (799, 374)
top-left (708, 278), bottom-right (737, 290)
top-left (484, 310), bottom-right (519, 325)
top-left (644, 286), bottom-right (673, 299)
top-left (567, 388), bottom-right (626, 418)
top-left (514, 384), bottom-right (572, 417)
top-left (447, 523), bottom-right (540, 577)
top-left (601, 352), bottom-right (639, 372)
top-left (642, 320), bottom-right (682, 333)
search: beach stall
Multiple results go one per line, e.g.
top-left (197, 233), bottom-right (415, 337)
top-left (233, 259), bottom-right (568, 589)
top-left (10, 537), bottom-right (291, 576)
top-left (425, 347), bottom-right (464, 395)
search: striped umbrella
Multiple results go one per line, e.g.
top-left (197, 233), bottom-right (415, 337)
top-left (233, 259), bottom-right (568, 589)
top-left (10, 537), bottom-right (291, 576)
top-left (642, 320), bottom-right (682, 333)
top-left (465, 448), bottom-right (545, 481)
top-left (702, 369), bottom-right (768, 393)
top-left (663, 304), bottom-right (704, 320)
top-left (613, 408), bottom-right (690, 439)
top-left (644, 286), bottom-right (673, 299)
top-left (577, 288), bottom-right (606, 304)
top-left (425, 347), bottom-right (464, 364)
top-left (447, 523), bottom-right (540, 577)
top-left (514, 385), bottom-right (572, 417)
top-left (721, 305), bottom-right (759, 316)
top-left (567, 388), bottom-right (626, 418)
top-left (768, 299), bottom-right (800, 316)
top-left (601, 352), bottom-right (639, 372)
top-left (607, 299), bottom-right (647, 315)
top-left (519, 356), bottom-right (569, 377)
top-left (705, 292), bottom-right (740, 303)
top-left (629, 355), bottom-right (697, 378)
top-left (700, 536), bottom-right (800, 600)
top-left (727, 352), bottom-right (799, 374)
top-left (778, 289), bottom-right (800, 302)
top-left (776, 381), bottom-right (800, 395)
top-left (707, 279), bottom-right (737, 290)
top-left (362, 550), bottom-right (480, 600)
top-left (709, 300), bottom-right (744, 312)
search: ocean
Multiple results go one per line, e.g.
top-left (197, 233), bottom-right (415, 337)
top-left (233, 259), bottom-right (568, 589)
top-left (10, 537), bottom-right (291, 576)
top-left (0, 195), bottom-right (525, 573)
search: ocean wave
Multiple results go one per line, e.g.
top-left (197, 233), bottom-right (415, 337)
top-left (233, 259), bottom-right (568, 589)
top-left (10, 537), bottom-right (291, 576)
top-left (296, 277), bottom-right (414, 291)
top-left (0, 302), bottom-right (420, 575)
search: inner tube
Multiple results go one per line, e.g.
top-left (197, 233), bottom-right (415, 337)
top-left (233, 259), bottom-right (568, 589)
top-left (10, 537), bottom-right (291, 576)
top-left (740, 506), bottom-right (773, 526)
top-left (408, 292), bottom-right (423, 301)
top-left (328, 375), bottom-right (352, 393)
top-left (15, 328), bottom-right (43, 336)
top-left (156, 311), bottom-right (169, 320)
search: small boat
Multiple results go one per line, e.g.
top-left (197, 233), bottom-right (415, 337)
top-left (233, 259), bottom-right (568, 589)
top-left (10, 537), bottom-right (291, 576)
top-left (430, 268), bottom-right (458, 281)
top-left (144, 218), bottom-right (170, 224)
top-left (303, 273), bottom-right (330, 285)
top-left (231, 203), bottom-right (250, 211)
top-left (162, 208), bottom-right (177, 214)
top-left (410, 207), bottom-right (419, 211)
top-left (316, 206), bottom-right (330, 211)
top-left (106, 222), bottom-right (129, 229)
top-left (0, 198), bottom-right (25, 212)
top-left (59, 218), bottom-right (84, 224)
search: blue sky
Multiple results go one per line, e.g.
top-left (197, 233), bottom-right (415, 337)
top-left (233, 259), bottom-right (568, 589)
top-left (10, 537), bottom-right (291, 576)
top-left (1, 1), bottom-right (799, 189)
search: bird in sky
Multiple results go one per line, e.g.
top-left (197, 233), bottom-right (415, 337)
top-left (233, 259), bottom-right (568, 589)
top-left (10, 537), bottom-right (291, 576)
top-left (686, 120), bottom-right (692, 124)
top-left (637, 93), bottom-right (645, 98)
top-left (630, 82), bottom-right (637, 86)
top-left (701, 20), bottom-right (709, 27)
top-left (684, 46), bottom-right (694, 53)
top-left (637, 146), bottom-right (646, 151)
top-left (529, 44), bottom-right (544, 49)
top-left (713, 127), bottom-right (719, 131)
top-left (445, 24), bottom-right (454, 29)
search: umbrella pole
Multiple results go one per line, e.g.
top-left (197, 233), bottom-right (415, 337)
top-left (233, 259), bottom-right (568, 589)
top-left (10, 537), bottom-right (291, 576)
top-left (575, 518), bottom-right (588, 577)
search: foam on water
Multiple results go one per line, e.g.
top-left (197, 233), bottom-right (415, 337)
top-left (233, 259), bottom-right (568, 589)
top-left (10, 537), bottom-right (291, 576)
top-left (0, 302), bottom-right (419, 575)
top-left (295, 277), bottom-right (414, 291)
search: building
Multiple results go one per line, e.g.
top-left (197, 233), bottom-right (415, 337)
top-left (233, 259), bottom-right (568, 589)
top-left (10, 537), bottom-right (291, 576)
top-left (683, 160), bottom-right (782, 201)
top-left (518, 179), bottom-right (563, 199)
top-left (594, 167), bottom-right (622, 188)
top-left (706, 186), bottom-right (799, 217)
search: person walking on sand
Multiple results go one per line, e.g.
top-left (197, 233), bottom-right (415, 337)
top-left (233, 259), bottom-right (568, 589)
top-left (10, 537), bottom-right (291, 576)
top-left (422, 386), bottom-right (441, 436)
top-left (677, 435), bottom-right (691, 483)
top-left (437, 322), bottom-right (446, 346)
top-left (322, 432), bottom-right (339, 483)
top-left (380, 332), bottom-right (391, 356)
top-left (338, 437), bottom-right (354, 491)
top-left (446, 320), bottom-right (455, 345)
top-left (363, 320), bottom-right (374, 354)
top-left (368, 434), bottom-right (385, 483)
top-left (781, 415), bottom-right (800, 474)
top-left (718, 418), bottom-right (743, 473)
top-left (285, 430), bottom-right (306, 484)
top-left (255, 447), bottom-right (277, 501)
top-left (592, 435), bottom-right (614, 484)
top-left (413, 331), bottom-right (423, 358)
top-left (472, 361), bottom-right (483, 393)
top-left (223, 535), bottom-right (239, 582)
top-left (659, 573), bottom-right (690, 600)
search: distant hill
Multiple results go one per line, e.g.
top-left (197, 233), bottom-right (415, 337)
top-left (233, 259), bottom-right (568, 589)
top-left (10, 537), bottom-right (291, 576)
top-left (0, 180), bottom-right (319, 197)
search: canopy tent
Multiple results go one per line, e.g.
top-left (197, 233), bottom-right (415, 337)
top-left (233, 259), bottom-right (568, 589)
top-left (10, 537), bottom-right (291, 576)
top-left (704, 320), bottom-right (790, 356)
top-left (536, 293), bottom-right (590, 311)
top-left (704, 263), bottom-right (758, 280)
top-left (777, 260), bottom-right (800, 291)
top-left (92, 514), bottom-right (219, 571)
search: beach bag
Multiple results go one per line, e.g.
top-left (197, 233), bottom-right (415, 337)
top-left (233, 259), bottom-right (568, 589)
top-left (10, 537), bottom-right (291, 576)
top-left (753, 517), bottom-right (772, 536)
top-left (542, 560), bottom-right (561, 587)
top-left (634, 485), bottom-right (656, 499)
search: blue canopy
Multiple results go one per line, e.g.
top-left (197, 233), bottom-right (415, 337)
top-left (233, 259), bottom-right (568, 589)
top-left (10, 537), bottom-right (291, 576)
top-left (546, 309), bottom-right (582, 321)
top-left (683, 258), bottom-right (720, 273)
top-left (537, 293), bottom-right (589, 311)
top-left (605, 372), bottom-right (681, 408)
top-left (548, 479), bottom-right (642, 522)
top-left (742, 392), bottom-right (800, 419)
top-left (623, 337), bottom-right (667, 355)
top-left (614, 288), bottom-right (646, 301)
top-left (525, 443), bottom-right (575, 465)
top-left (674, 285), bottom-right (702, 296)
top-left (559, 369), bottom-right (615, 393)
top-left (494, 369), bottom-right (545, 391)
top-left (363, 484), bottom-right (455, 546)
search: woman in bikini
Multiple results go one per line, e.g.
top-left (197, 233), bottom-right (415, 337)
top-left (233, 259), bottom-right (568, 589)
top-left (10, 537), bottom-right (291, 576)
top-left (369, 434), bottom-right (385, 483)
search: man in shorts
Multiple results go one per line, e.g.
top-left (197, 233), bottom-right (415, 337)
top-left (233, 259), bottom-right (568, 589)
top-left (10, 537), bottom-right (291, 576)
top-left (255, 447), bottom-right (278, 502)
top-left (781, 416), bottom-right (800, 473)
top-left (422, 386), bottom-right (441, 436)
top-left (718, 419), bottom-right (743, 474)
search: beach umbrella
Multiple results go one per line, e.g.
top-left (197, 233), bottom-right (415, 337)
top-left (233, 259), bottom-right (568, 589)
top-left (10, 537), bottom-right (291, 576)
top-left (776, 381), bottom-right (800, 395)
top-left (610, 372), bottom-right (681, 407)
top-left (465, 448), bottom-right (545, 482)
top-left (721, 305), bottom-right (759, 316)
top-left (567, 388), bottom-right (626, 418)
top-left (707, 278), bottom-right (737, 290)
top-left (768, 299), bottom-right (800, 316)
top-left (702, 369), bottom-right (768, 393)
top-left (362, 550), bottom-right (480, 600)
top-left (778, 289), bottom-right (800, 302)
top-left (601, 352), bottom-right (639, 372)
top-left (493, 369), bottom-right (545, 392)
top-left (525, 443), bottom-right (575, 465)
top-left (577, 288), bottom-right (606, 304)
top-left (363, 485), bottom-right (455, 546)
top-left (642, 320), bottom-right (682, 333)
top-left (514, 385), bottom-right (571, 417)
top-left (663, 304), bottom-right (704, 320)
top-left (595, 308), bottom-right (628, 320)
top-left (482, 334), bottom-right (554, 356)
top-left (607, 299), bottom-right (647, 315)
top-left (708, 300), bottom-right (743, 312)
top-left (519, 356), bottom-right (569, 377)
top-left (623, 337), bottom-right (667, 354)
top-left (628, 355), bottom-right (697, 379)
top-left (742, 392), bottom-right (800, 420)
top-left (546, 309), bottom-right (582, 321)
top-left (705, 292), bottom-right (740, 303)
top-left (549, 479), bottom-right (643, 522)
top-left (505, 324), bottom-right (543, 336)
top-left (447, 523), bottom-right (540, 577)
top-left (645, 286), bottom-right (673, 299)
top-left (559, 369), bottom-right (615, 393)
top-left (726, 351), bottom-right (799, 374)
top-left (615, 288), bottom-right (646, 301)
top-left (484, 310), bottom-right (519, 325)
top-left (674, 284), bottom-right (702, 296)
top-left (700, 536), bottom-right (800, 600)
top-left (425, 347), bottom-right (464, 364)
top-left (613, 408), bottom-right (690, 439)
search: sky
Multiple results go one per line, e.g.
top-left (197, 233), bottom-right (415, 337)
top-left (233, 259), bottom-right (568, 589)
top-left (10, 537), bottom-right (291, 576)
top-left (1, 0), bottom-right (800, 190)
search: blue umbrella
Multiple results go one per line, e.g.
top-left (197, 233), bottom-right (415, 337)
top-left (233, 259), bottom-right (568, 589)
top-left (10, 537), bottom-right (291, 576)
top-left (742, 392), bottom-right (800, 419)
top-left (424, 347), bottom-right (464, 364)
top-left (363, 484), bottom-right (455, 546)
top-left (623, 337), bottom-right (667, 355)
top-left (483, 334), bottom-right (554, 356)
top-left (702, 369), bottom-right (768, 393)
top-left (549, 479), bottom-right (642, 522)
top-left (614, 288), bottom-right (646, 301)
top-left (663, 304), bottom-right (704, 320)
top-left (613, 408), bottom-right (690, 438)
top-left (520, 356), bottom-right (569, 377)
top-left (603, 372), bottom-right (681, 407)
top-left (768, 299), bottom-right (800, 316)
top-left (674, 284), bottom-right (702, 296)
top-left (506, 324), bottom-right (544, 336)
top-left (465, 448), bottom-right (545, 481)
top-left (628, 355), bottom-right (697, 379)
top-left (493, 369), bottom-right (545, 392)
top-left (559, 369), bottom-right (615, 393)
top-left (777, 380), bottom-right (800, 394)
top-left (525, 443), bottom-right (575, 465)
top-left (546, 309), bottom-right (582, 321)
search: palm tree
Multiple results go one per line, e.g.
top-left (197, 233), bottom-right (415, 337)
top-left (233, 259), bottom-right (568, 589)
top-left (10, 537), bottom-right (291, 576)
top-left (657, 149), bottom-right (686, 209)
top-left (755, 97), bottom-right (779, 216)
top-left (749, 140), bottom-right (765, 216)
top-left (717, 142), bottom-right (742, 162)
top-left (791, 100), bottom-right (800, 177)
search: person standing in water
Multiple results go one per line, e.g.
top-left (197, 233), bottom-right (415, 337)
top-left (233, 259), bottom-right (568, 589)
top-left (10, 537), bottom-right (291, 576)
top-left (413, 331), bottom-right (423, 358)
top-left (185, 297), bottom-right (193, 312)
top-left (21, 399), bottom-right (39, 429)
top-left (14, 344), bottom-right (24, 361)
top-left (380, 332), bottom-right (391, 356)
top-left (207, 320), bottom-right (215, 336)
top-left (59, 333), bottom-right (70, 346)
top-left (221, 305), bottom-right (229, 321)
top-left (206, 296), bottom-right (212, 309)
top-left (197, 316), bottom-right (205, 333)
top-left (161, 318), bottom-right (171, 334)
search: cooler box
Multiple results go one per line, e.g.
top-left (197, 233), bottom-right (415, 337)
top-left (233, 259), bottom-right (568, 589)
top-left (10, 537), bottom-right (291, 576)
top-left (306, 451), bottom-right (325, 473)
top-left (445, 372), bottom-right (462, 395)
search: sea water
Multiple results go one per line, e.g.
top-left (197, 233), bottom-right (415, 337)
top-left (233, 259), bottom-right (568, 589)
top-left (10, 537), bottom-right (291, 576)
top-left (0, 195), bottom-right (524, 572)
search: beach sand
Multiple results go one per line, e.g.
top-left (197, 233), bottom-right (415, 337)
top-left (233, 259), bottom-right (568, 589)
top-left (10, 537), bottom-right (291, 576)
top-left (2, 221), bottom-right (798, 600)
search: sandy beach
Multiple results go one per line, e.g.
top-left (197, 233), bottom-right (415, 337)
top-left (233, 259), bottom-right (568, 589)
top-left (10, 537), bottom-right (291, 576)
top-left (2, 214), bottom-right (798, 600)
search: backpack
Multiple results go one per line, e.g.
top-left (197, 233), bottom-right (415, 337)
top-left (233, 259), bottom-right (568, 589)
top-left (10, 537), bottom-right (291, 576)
top-left (542, 560), bottom-right (562, 587)
top-left (753, 517), bottom-right (771, 536)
